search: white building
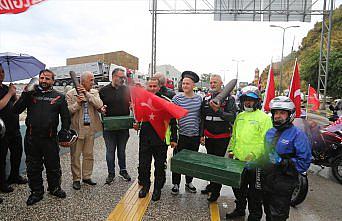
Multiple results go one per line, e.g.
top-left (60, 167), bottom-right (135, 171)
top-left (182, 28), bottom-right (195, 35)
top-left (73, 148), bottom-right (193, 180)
top-left (156, 64), bottom-right (181, 89)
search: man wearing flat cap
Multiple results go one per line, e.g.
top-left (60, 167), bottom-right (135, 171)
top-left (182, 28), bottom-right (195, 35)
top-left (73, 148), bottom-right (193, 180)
top-left (171, 70), bottom-right (202, 195)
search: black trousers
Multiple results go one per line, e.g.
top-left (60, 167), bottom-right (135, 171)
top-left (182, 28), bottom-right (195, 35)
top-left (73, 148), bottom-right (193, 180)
top-left (263, 167), bottom-right (298, 221)
top-left (172, 135), bottom-right (200, 185)
top-left (24, 135), bottom-right (62, 193)
top-left (232, 167), bottom-right (263, 221)
top-left (138, 142), bottom-right (167, 190)
top-left (204, 137), bottom-right (229, 195)
top-left (0, 132), bottom-right (23, 188)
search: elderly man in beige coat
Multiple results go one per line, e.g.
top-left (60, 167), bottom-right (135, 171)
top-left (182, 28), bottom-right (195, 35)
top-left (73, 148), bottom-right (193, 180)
top-left (66, 71), bottom-right (103, 190)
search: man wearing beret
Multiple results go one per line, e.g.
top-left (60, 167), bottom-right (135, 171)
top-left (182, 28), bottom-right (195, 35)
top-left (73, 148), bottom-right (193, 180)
top-left (171, 71), bottom-right (202, 195)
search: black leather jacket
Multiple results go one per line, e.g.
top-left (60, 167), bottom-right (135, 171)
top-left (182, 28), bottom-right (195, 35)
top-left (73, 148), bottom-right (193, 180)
top-left (13, 87), bottom-right (70, 137)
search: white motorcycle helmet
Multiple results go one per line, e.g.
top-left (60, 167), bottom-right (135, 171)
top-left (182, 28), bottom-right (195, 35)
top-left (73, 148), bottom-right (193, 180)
top-left (239, 86), bottom-right (261, 111)
top-left (269, 96), bottom-right (296, 130)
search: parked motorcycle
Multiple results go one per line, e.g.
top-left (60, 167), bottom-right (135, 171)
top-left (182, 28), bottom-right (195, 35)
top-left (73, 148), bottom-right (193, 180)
top-left (291, 118), bottom-right (342, 206)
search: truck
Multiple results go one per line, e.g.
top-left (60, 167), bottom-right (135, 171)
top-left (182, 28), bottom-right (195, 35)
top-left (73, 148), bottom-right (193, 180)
top-left (49, 62), bottom-right (109, 86)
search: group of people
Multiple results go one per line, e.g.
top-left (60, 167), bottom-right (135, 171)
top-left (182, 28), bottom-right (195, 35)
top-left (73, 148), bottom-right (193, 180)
top-left (0, 66), bottom-right (134, 206)
top-left (0, 63), bottom-right (312, 221)
top-left (134, 70), bottom-right (312, 221)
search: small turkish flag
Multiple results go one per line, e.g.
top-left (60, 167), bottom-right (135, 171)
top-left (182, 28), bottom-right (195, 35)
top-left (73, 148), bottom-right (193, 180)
top-left (289, 60), bottom-right (302, 118)
top-left (308, 86), bottom-right (320, 111)
top-left (131, 86), bottom-right (188, 140)
top-left (262, 64), bottom-right (275, 112)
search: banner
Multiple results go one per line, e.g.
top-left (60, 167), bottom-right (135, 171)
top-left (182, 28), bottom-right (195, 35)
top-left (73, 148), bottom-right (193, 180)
top-left (0, 0), bottom-right (45, 14)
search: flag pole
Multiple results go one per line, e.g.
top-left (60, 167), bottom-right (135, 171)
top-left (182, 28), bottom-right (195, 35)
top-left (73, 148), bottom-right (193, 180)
top-left (306, 84), bottom-right (310, 120)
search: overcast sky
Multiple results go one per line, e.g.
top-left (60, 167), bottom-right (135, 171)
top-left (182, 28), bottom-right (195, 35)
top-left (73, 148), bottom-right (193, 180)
top-left (1, 0), bottom-right (341, 83)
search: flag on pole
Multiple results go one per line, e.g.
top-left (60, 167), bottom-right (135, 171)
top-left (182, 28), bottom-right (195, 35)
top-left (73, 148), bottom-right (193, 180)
top-left (289, 59), bottom-right (302, 118)
top-left (131, 86), bottom-right (188, 140)
top-left (0, 0), bottom-right (46, 14)
top-left (262, 64), bottom-right (275, 112)
top-left (308, 85), bottom-right (320, 111)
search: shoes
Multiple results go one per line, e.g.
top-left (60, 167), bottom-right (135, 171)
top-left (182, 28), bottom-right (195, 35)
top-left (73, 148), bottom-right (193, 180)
top-left (152, 189), bottom-right (161, 201)
top-left (207, 193), bottom-right (220, 202)
top-left (105, 174), bottom-right (115, 185)
top-left (8, 175), bottom-right (28, 185)
top-left (0, 185), bottom-right (14, 193)
top-left (83, 179), bottom-right (97, 186)
top-left (226, 209), bottom-right (246, 219)
top-left (26, 192), bottom-right (44, 206)
top-left (138, 186), bottom-right (149, 198)
top-left (201, 189), bottom-right (211, 194)
top-left (73, 181), bottom-right (81, 190)
top-left (49, 188), bottom-right (66, 199)
top-left (171, 184), bottom-right (179, 195)
top-left (185, 182), bottom-right (197, 193)
top-left (119, 171), bottom-right (131, 182)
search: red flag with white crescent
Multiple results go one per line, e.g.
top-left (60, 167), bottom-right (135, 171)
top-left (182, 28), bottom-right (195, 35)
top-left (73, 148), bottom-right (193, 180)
top-left (308, 86), bottom-right (320, 111)
top-left (262, 64), bottom-right (275, 112)
top-left (131, 86), bottom-right (188, 140)
top-left (0, 0), bottom-right (46, 14)
top-left (289, 60), bottom-right (302, 118)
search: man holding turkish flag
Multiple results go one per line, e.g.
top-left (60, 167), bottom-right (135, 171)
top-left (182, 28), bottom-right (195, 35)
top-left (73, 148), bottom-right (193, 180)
top-left (289, 60), bottom-right (302, 118)
top-left (308, 86), bottom-right (320, 111)
top-left (262, 64), bottom-right (275, 112)
top-left (131, 78), bottom-right (187, 202)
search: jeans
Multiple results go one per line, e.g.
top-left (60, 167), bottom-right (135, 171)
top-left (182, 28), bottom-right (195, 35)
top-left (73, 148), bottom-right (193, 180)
top-left (172, 135), bottom-right (200, 185)
top-left (103, 130), bottom-right (129, 175)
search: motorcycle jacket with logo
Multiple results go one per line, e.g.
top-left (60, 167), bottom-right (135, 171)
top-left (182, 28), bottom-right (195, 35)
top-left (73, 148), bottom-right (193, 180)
top-left (201, 92), bottom-right (237, 138)
top-left (13, 87), bottom-right (71, 137)
top-left (265, 125), bottom-right (312, 174)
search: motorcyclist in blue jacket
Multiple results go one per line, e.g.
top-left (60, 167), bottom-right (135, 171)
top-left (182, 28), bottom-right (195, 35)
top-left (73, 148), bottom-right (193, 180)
top-left (263, 96), bottom-right (312, 221)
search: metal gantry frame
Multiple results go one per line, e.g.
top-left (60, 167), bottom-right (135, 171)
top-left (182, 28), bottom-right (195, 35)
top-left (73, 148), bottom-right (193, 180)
top-left (149, 0), bottom-right (335, 106)
top-left (317, 0), bottom-right (334, 109)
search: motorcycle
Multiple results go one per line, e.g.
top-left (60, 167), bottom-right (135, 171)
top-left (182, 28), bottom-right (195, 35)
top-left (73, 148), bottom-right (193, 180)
top-left (291, 118), bottom-right (342, 206)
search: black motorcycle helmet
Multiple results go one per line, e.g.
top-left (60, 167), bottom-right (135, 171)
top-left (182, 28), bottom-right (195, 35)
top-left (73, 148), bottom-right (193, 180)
top-left (58, 129), bottom-right (78, 147)
top-left (270, 96), bottom-right (296, 130)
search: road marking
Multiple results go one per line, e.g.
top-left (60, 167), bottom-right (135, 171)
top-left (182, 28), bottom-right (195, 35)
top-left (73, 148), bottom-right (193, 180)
top-left (107, 180), bottom-right (152, 221)
top-left (107, 146), bottom-right (175, 221)
top-left (210, 202), bottom-right (221, 221)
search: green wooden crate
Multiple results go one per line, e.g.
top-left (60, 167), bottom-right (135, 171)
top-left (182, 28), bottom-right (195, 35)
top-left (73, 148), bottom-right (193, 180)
top-left (170, 149), bottom-right (245, 188)
top-left (102, 115), bottom-right (135, 131)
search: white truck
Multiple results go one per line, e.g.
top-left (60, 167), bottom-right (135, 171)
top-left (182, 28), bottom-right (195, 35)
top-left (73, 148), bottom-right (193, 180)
top-left (49, 62), bottom-right (109, 86)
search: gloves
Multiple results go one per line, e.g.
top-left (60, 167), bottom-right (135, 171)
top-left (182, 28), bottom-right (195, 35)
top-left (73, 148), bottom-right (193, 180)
top-left (269, 151), bottom-right (282, 165)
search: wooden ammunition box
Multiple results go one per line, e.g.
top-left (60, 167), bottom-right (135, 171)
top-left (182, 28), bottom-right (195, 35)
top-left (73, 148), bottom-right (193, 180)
top-left (102, 115), bottom-right (135, 131)
top-left (170, 149), bottom-right (245, 188)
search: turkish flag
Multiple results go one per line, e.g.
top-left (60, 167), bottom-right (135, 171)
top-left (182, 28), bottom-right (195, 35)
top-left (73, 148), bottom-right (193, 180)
top-left (131, 86), bottom-right (188, 140)
top-left (289, 60), bottom-right (302, 118)
top-left (308, 86), bottom-right (320, 111)
top-left (0, 0), bottom-right (46, 14)
top-left (262, 64), bottom-right (275, 112)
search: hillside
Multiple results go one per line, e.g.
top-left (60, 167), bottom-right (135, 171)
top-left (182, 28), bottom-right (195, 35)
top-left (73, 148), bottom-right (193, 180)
top-left (260, 5), bottom-right (342, 98)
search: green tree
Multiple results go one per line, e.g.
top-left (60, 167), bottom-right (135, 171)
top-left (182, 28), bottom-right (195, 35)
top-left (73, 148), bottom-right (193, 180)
top-left (301, 49), bottom-right (342, 98)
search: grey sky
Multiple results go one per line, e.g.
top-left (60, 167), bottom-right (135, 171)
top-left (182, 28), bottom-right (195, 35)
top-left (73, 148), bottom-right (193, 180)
top-left (0, 0), bottom-right (341, 84)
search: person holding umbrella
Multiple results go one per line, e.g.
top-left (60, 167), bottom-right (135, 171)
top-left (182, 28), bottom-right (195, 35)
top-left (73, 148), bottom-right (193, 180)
top-left (13, 69), bottom-right (71, 206)
top-left (0, 64), bottom-right (27, 195)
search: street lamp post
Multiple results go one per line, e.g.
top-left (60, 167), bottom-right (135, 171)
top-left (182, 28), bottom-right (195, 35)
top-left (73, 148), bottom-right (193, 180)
top-left (232, 59), bottom-right (244, 90)
top-left (270, 25), bottom-right (299, 93)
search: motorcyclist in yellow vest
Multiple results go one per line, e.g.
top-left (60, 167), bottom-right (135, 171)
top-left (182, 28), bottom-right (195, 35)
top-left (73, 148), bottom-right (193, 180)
top-left (226, 86), bottom-right (273, 221)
